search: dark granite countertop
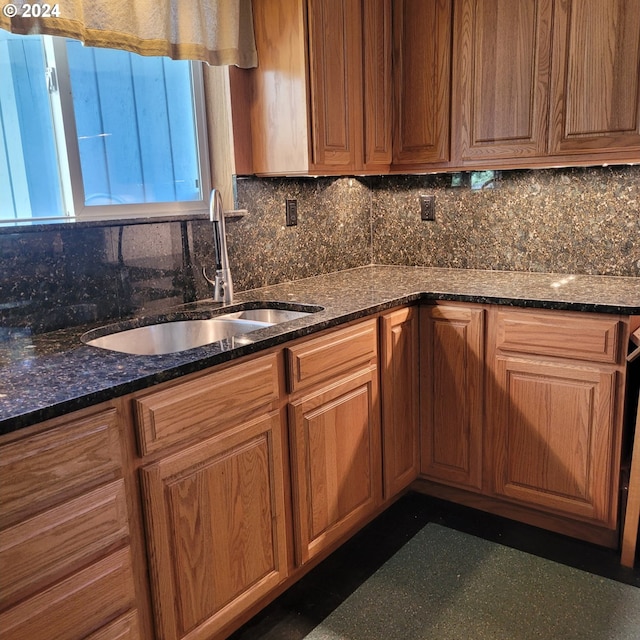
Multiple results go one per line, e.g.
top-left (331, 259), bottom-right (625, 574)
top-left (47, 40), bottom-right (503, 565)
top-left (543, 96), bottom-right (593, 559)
top-left (2, 265), bottom-right (640, 435)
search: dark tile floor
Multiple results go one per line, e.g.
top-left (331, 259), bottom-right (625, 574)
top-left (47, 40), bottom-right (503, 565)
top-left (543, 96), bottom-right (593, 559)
top-left (229, 492), bottom-right (639, 640)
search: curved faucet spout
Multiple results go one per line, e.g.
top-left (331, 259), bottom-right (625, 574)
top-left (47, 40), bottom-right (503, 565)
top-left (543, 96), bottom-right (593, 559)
top-left (203, 188), bottom-right (234, 303)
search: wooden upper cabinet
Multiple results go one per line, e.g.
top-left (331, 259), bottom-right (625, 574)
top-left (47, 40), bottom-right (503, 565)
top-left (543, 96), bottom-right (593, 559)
top-left (549, 0), bottom-right (640, 155)
top-left (392, 0), bottom-right (453, 166)
top-left (363, 0), bottom-right (393, 168)
top-left (308, 0), bottom-right (364, 170)
top-left (247, 0), bottom-right (391, 175)
top-left (453, 0), bottom-right (552, 161)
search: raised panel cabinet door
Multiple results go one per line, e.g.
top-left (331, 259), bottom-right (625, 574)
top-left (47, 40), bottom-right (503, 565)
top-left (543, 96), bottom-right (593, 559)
top-left (307, 0), bottom-right (364, 170)
top-left (420, 304), bottom-right (484, 491)
top-left (392, 0), bottom-right (452, 165)
top-left (289, 367), bottom-right (382, 565)
top-left (487, 356), bottom-right (619, 526)
top-left (453, 0), bottom-right (552, 161)
top-left (363, 0), bottom-right (392, 169)
top-left (380, 307), bottom-right (419, 498)
top-left (549, 0), bottom-right (640, 154)
top-left (140, 412), bottom-right (289, 640)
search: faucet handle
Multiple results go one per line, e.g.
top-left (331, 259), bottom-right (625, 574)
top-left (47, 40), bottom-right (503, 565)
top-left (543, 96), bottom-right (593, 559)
top-left (202, 265), bottom-right (216, 287)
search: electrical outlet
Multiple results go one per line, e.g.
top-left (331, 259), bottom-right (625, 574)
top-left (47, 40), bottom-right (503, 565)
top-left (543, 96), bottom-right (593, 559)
top-left (286, 198), bottom-right (298, 226)
top-left (420, 195), bottom-right (436, 221)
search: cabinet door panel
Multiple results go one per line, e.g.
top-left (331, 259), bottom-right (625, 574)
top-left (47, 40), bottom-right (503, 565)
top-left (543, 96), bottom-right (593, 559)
top-left (549, 0), bottom-right (640, 154)
top-left (453, 0), bottom-right (552, 160)
top-left (488, 357), bottom-right (618, 524)
top-left (308, 0), bottom-right (363, 170)
top-left (393, 0), bottom-right (452, 165)
top-left (420, 305), bottom-right (484, 490)
top-left (380, 308), bottom-right (419, 498)
top-left (289, 368), bottom-right (381, 565)
top-left (363, 0), bottom-right (392, 168)
top-left (141, 413), bottom-right (288, 640)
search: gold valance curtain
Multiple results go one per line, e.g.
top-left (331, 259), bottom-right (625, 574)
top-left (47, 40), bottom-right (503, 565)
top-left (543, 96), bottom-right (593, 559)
top-left (0, 0), bottom-right (257, 67)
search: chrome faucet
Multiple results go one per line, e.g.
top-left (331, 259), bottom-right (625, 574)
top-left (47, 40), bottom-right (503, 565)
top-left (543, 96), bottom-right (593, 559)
top-left (203, 188), bottom-right (234, 303)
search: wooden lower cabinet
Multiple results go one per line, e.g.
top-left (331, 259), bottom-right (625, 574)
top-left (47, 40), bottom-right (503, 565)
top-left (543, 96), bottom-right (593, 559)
top-left (418, 303), bottom-right (628, 543)
top-left (140, 411), bottom-right (289, 640)
top-left (0, 408), bottom-right (140, 640)
top-left (288, 364), bottom-right (382, 566)
top-left (487, 355), bottom-right (618, 524)
top-left (420, 303), bottom-right (484, 491)
top-left (380, 307), bottom-right (420, 498)
top-left (485, 307), bottom-right (625, 529)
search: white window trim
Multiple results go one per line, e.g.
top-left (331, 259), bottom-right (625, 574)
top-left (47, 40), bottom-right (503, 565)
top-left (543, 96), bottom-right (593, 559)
top-left (7, 35), bottom-right (212, 223)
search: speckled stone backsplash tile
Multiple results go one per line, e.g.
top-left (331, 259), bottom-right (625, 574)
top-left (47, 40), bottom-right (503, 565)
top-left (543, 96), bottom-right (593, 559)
top-left (0, 218), bottom-right (215, 332)
top-left (2, 166), bottom-right (637, 334)
top-left (231, 176), bottom-right (371, 290)
top-left (368, 165), bottom-right (640, 276)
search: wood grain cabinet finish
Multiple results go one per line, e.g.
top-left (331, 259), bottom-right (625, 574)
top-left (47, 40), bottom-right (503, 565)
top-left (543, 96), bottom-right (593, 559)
top-left (246, 0), bottom-right (391, 175)
top-left (549, 0), bottom-right (640, 155)
top-left (133, 353), bottom-right (281, 455)
top-left (453, 0), bottom-right (552, 161)
top-left (0, 408), bottom-right (140, 640)
top-left (287, 319), bottom-right (381, 565)
top-left (419, 304), bottom-right (485, 491)
top-left (288, 368), bottom-right (382, 566)
top-left (140, 412), bottom-right (289, 640)
top-left (380, 307), bottom-right (420, 498)
top-left (392, 0), bottom-right (452, 166)
top-left (452, 0), bottom-right (640, 165)
top-left (486, 308), bottom-right (626, 527)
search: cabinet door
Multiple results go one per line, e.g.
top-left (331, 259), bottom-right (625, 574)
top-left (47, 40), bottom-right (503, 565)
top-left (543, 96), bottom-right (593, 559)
top-left (308, 0), bottom-right (364, 171)
top-left (363, 0), bottom-right (392, 169)
top-left (289, 367), bottom-right (381, 565)
top-left (487, 356), bottom-right (618, 525)
top-left (392, 0), bottom-right (452, 165)
top-left (140, 412), bottom-right (288, 640)
top-left (549, 0), bottom-right (640, 155)
top-left (380, 307), bottom-right (419, 498)
top-left (420, 304), bottom-right (484, 491)
top-left (453, 0), bottom-right (552, 161)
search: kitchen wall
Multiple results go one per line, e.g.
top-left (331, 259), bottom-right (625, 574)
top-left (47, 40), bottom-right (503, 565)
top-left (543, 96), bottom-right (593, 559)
top-left (1, 165), bottom-right (637, 333)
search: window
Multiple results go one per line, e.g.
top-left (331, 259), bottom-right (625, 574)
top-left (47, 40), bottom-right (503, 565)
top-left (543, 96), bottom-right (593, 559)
top-left (0, 32), bottom-right (210, 224)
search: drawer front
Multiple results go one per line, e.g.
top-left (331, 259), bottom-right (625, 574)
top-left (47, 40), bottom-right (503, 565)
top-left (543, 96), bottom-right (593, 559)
top-left (0, 409), bottom-right (122, 528)
top-left (0, 547), bottom-right (136, 640)
top-left (0, 479), bottom-right (129, 609)
top-left (134, 352), bottom-right (281, 455)
top-left (85, 610), bottom-right (140, 640)
top-left (494, 310), bottom-right (622, 364)
top-left (286, 319), bottom-right (378, 393)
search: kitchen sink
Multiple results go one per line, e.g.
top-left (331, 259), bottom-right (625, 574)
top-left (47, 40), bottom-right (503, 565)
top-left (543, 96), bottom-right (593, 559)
top-left (81, 304), bottom-right (321, 356)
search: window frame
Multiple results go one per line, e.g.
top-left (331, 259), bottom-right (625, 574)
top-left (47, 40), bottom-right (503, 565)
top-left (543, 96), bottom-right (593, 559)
top-left (2, 35), bottom-right (211, 224)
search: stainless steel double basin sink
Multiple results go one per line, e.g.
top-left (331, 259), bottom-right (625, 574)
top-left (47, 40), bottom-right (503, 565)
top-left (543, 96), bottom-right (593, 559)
top-left (81, 303), bottom-right (322, 356)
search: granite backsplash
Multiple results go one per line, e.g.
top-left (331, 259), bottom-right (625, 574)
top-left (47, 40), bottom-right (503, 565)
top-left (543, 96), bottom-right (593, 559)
top-left (1, 165), bottom-right (638, 333)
